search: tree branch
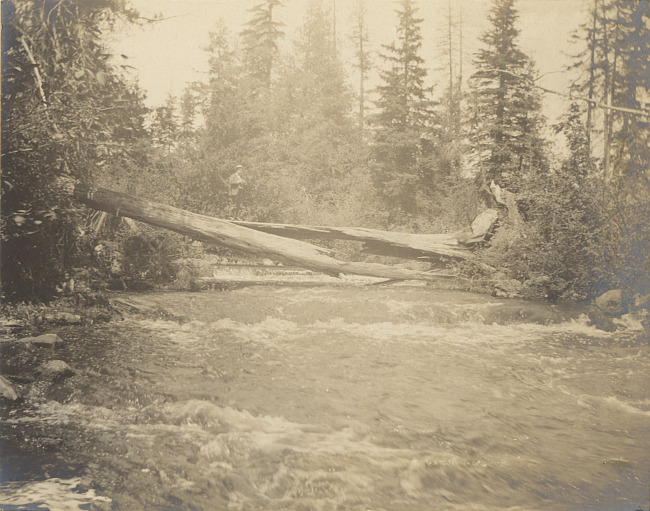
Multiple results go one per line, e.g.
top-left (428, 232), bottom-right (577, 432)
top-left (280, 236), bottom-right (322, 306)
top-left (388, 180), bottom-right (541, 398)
top-left (18, 36), bottom-right (48, 108)
top-left (496, 68), bottom-right (650, 118)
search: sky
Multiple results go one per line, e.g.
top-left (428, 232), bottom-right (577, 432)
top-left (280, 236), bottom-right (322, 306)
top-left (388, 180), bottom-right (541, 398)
top-left (108, 0), bottom-right (593, 124)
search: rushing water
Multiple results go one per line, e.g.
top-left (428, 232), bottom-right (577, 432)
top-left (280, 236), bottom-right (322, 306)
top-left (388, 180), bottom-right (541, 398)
top-left (1, 286), bottom-right (648, 511)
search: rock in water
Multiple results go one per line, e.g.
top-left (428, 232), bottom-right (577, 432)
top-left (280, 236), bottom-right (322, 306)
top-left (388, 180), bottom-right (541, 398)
top-left (36, 360), bottom-right (75, 380)
top-left (588, 308), bottom-right (619, 332)
top-left (44, 312), bottom-right (82, 325)
top-left (491, 275), bottom-right (523, 298)
top-left (0, 375), bottom-right (19, 401)
top-left (16, 333), bottom-right (64, 347)
top-left (594, 289), bottom-right (627, 316)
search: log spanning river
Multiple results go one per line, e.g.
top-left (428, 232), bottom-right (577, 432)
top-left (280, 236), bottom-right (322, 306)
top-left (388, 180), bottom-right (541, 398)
top-left (1, 285), bottom-right (648, 511)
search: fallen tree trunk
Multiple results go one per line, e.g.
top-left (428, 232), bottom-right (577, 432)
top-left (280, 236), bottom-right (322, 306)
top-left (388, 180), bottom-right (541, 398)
top-left (233, 220), bottom-right (475, 262)
top-left (72, 184), bottom-right (457, 282)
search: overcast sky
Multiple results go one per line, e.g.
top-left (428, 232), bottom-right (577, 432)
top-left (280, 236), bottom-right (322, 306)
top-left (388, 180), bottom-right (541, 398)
top-left (109, 0), bottom-right (592, 124)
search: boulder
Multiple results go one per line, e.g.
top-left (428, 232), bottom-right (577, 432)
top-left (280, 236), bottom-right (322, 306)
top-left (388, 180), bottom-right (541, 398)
top-left (16, 333), bottom-right (63, 347)
top-left (594, 289), bottom-right (627, 317)
top-left (0, 375), bottom-right (19, 401)
top-left (490, 272), bottom-right (523, 298)
top-left (44, 312), bottom-right (82, 325)
top-left (522, 275), bottom-right (551, 299)
top-left (588, 308), bottom-right (620, 332)
top-left (36, 360), bottom-right (75, 380)
top-left (492, 277), bottom-right (523, 298)
top-left (471, 209), bottom-right (499, 238)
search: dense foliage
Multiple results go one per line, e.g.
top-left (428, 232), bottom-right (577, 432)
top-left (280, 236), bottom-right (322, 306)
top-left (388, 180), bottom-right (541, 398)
top-left (1, 0), bottom-right (648, 304)
top-left (1, 0), bottom-right (145, 300)
top-left (476, 0), bottom-right (650, 299)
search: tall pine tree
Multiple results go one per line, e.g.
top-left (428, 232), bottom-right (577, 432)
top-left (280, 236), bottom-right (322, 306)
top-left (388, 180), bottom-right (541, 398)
top-left (240, 0), bottom-right (285, 89)
top-left (610, 0), bottom-right (650, 179)
top-left (372, 0), bottom-right (437, 221)
top-left (469, 0), bottom-right (546, 193)
top-left (350, 0), bottom-right (371, 131)
top-left (252, 0), bottom-right (369, 225)
top-left (292, 0), bottom-right (349, 126)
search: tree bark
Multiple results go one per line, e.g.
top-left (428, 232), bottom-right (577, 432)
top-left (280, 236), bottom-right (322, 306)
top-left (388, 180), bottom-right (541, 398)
top-left (232, 220), bottom-right (484, 262)
top-left (73, 184), bottom-right (461, 282)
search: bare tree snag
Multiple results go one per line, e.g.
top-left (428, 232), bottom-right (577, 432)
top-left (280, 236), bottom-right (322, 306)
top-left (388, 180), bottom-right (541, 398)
top-left (72, 184), bottom-right (459, 282)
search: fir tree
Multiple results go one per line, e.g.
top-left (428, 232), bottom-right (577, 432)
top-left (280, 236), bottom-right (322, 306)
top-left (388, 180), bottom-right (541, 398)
top-left (562, 0), bottom-right (649, 296)
top-left (201, 21), bottom-right (262, 148)
top-left (240, 0), bottom-right (284, 89)
top-left (290, 0), bottom-right (350, 126)
top-left (151, 94), bottom-right (178, 152)
top-left (610, 0), bottom-right (650, 178)
top-left (469, 0), bottom-right (546, 192)
top-left (350, 0), bottom-right (371, 130)
top-left (375, 0), bottom-right (430, 128)
top-left (253, 0), bottom-right (368, 222)
top-left (567, 0), bottom-right (649, 179)
top-left (372, 0), bottom-right (438, 220)
top-left (179, 87), bottom-right (198, 140)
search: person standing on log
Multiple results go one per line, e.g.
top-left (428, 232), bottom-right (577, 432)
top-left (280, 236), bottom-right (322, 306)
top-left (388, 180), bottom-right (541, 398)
top-left (228, 165), bottom-right (245, 219)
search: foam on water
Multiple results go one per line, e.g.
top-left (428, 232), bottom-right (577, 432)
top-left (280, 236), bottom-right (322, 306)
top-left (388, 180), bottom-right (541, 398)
top-left (0, 477), bottom-right (111, 510)
top-left (602, 395), bottom-right (650, 416)
top-left (2, 287), bottom-right (648, 511)
top-left (175, 314), bottom-right (624, 349)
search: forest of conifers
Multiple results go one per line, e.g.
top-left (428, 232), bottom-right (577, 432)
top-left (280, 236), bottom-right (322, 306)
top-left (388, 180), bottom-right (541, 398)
top-left (1, 0), bottom-right (649, 303)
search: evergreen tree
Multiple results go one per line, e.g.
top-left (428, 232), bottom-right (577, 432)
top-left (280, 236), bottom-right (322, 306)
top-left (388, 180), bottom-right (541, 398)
top-left (569, 0), bottom-right (649, 180)
top-left (291, 0), bottom-right (349, 126)
top-left (372, 0), bottom-right (438, 221)
top-left (176, 21), bottom-right (269, 217)
top-left (469, 0), bottom-right (546, 193)
top-left (240, 0), bottom-right (285, 89)
top-left (563, 0), bottom-right (650, 297)
top-left (609, 0), bottom-right (650, 179)
top-left (567, 0), bottom-right (599, 157)
top-left (150, 94), bottom-right (178, 152)
top-left (201, 21), bottom-right (264, 148)
top-left (375, 0), bottom-right (430, 128)
top-left (435, 3), bottom-right (466, 178)
top-left (350, 0), bottom-right (371, 130)
top-left (440, 3), bottom-right (463, 136)
top-left (245, 0), bottom-right (373, 225)
top-left (179, 87), bottom-right (198, 140)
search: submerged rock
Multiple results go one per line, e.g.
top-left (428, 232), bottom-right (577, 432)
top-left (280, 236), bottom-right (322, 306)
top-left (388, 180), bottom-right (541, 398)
top-left (44, 312), bottom-right (82, 325)
top-left (588, 308), bottom-right (620, 332)
top-left (0, 375), bottom-right (19, 401)
top-left (16, 333), bottom-right (64, 347)
top-left (36, 360), bottom-right (75, 380)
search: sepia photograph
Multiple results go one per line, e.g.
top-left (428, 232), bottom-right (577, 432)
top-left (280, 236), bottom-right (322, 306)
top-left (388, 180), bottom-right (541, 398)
top-left (1, 0), bottom-right (648, 509)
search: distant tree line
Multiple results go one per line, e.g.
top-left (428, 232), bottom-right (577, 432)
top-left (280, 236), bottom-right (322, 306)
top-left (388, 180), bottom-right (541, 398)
top-left (1, 0), bottom-right (648, 302)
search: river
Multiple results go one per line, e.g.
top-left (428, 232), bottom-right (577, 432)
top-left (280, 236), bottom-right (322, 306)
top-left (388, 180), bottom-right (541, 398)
top-left (1, 285), bottom-right (648, 511)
